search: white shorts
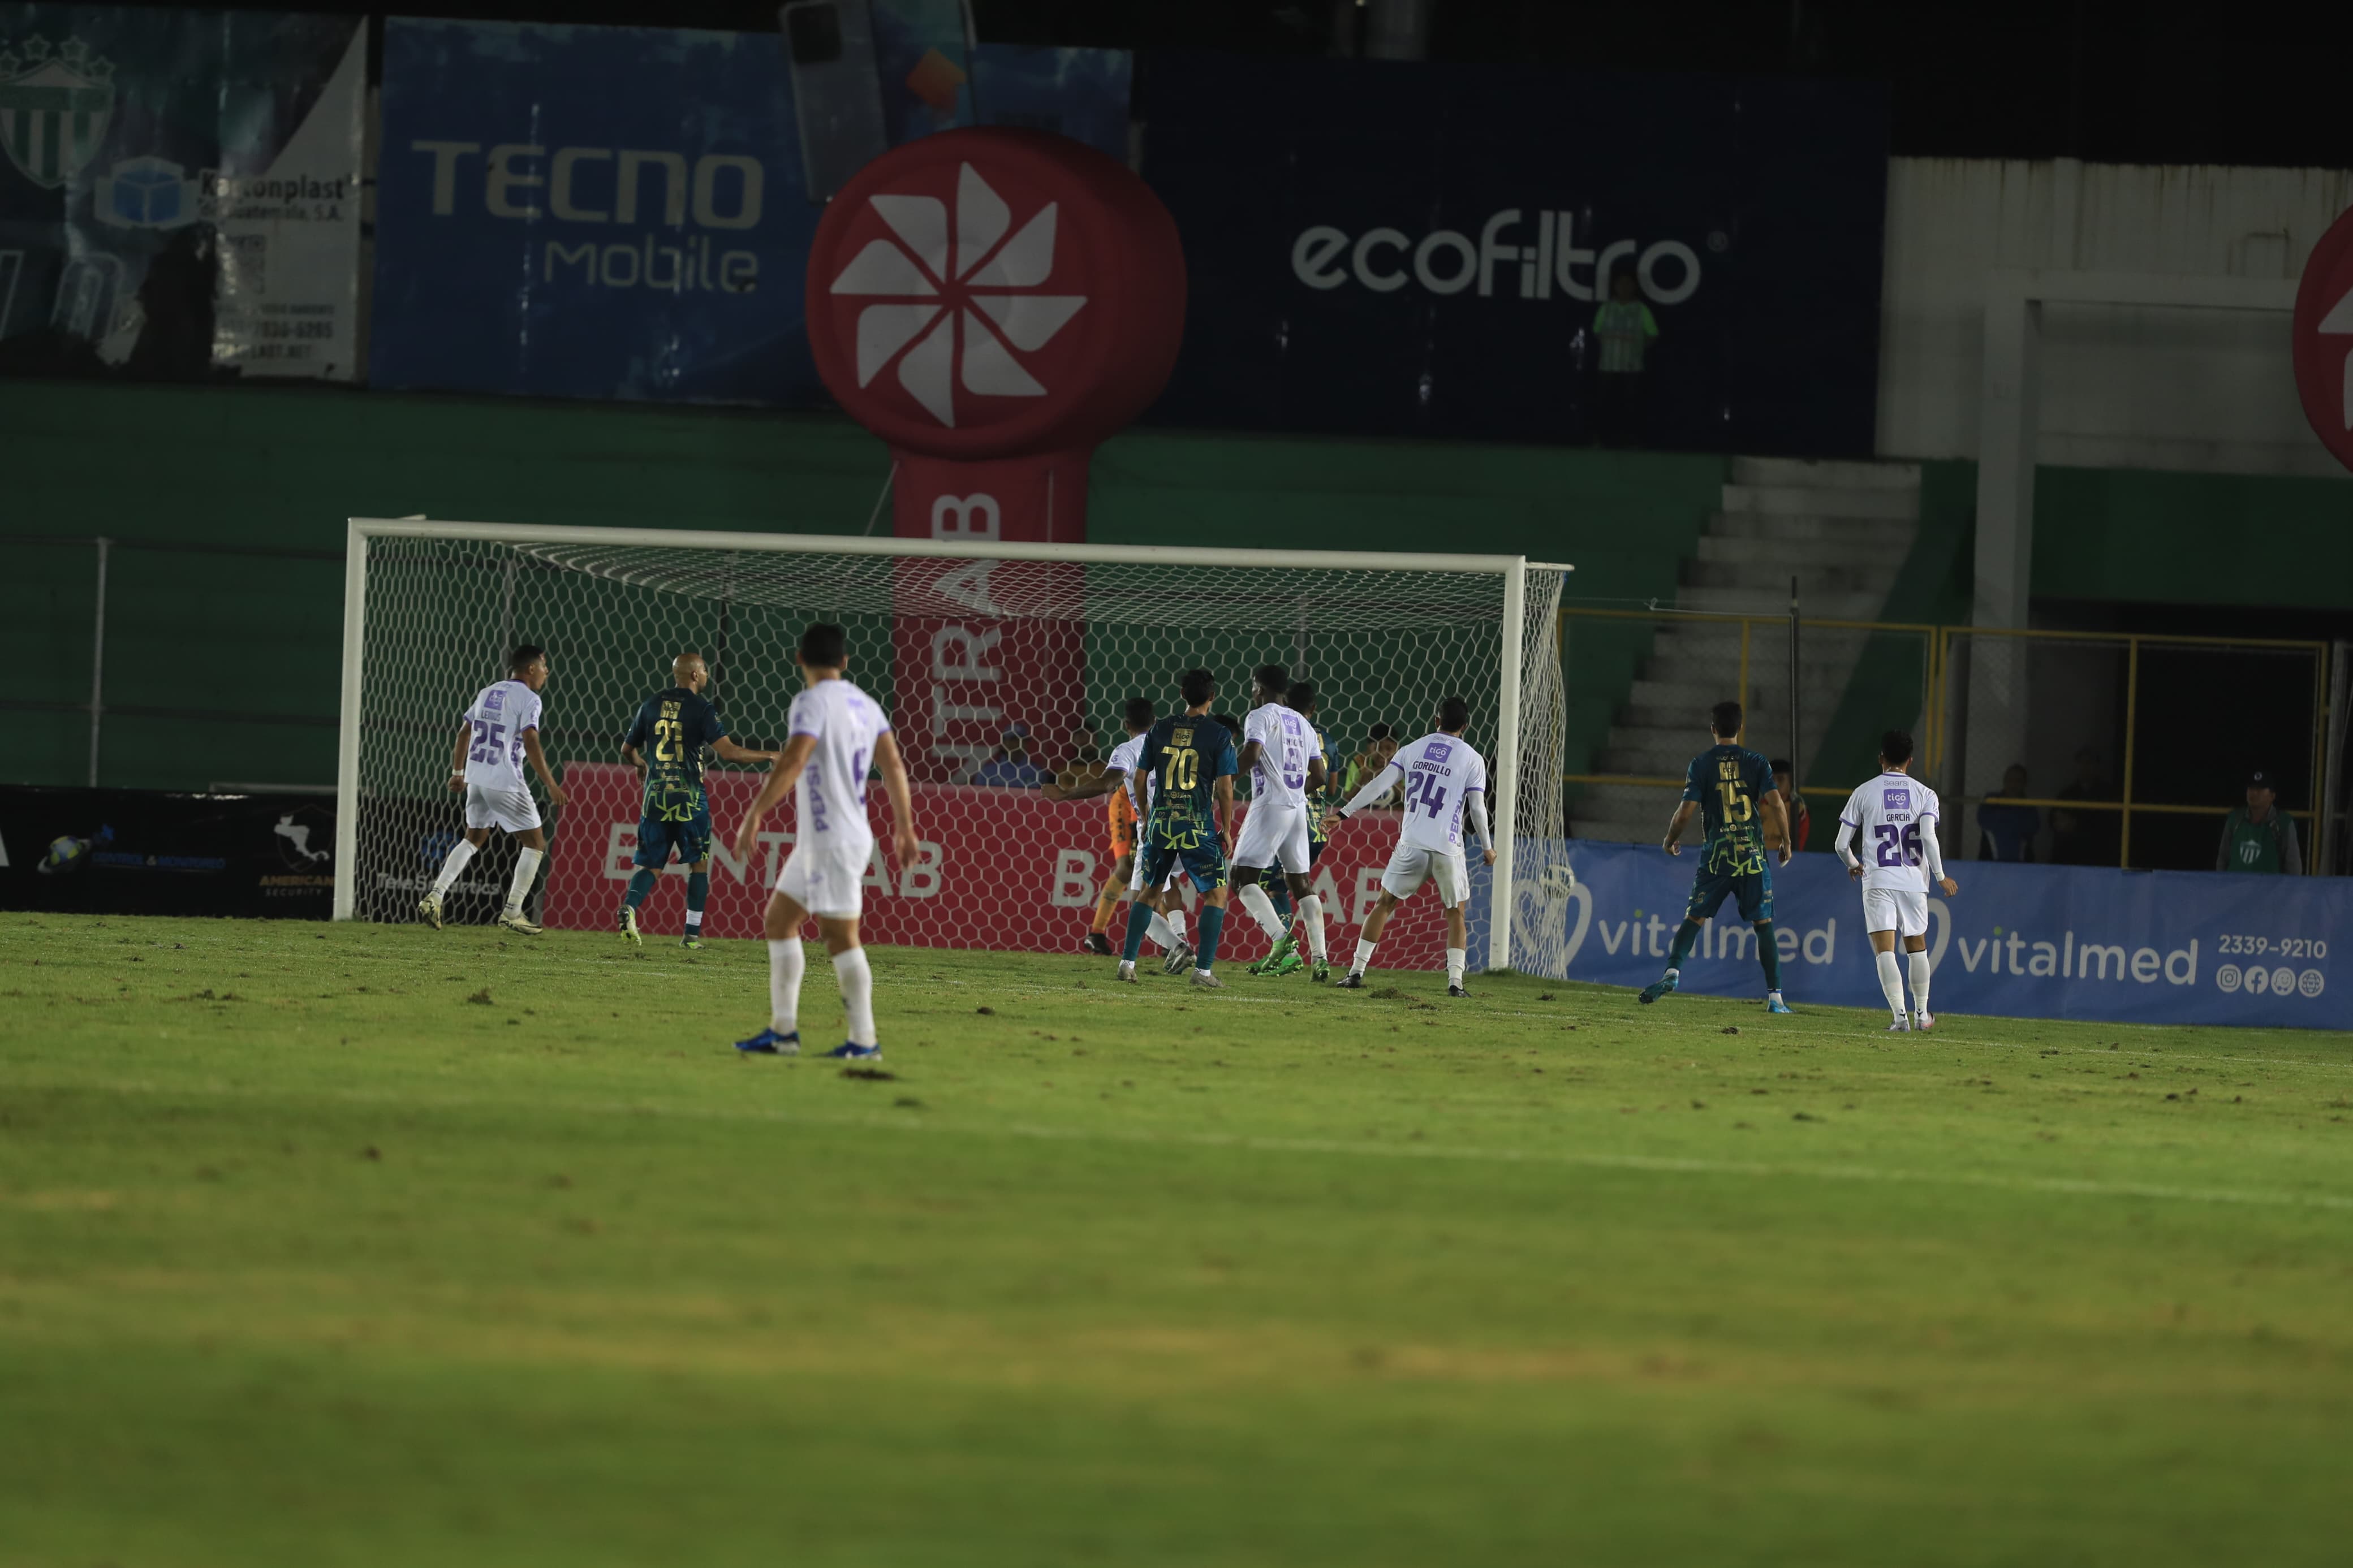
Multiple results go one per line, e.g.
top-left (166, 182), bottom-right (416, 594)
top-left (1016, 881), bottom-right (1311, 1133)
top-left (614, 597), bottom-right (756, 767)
top-left (775, 839), bottom-right (870, 919)
top-left (1232, 802), bottom-right (1312, 875)
top-left (1862, 886), bottom-right (1929, 939)
top-left (1381, 843), bottom-right (1469, 908)
top-left (464, 782), bottom-right (541, 834)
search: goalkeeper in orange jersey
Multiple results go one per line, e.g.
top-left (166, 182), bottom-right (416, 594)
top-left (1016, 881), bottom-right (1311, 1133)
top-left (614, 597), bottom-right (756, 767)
top-left (1044, 696), bottom-right (1186, 959)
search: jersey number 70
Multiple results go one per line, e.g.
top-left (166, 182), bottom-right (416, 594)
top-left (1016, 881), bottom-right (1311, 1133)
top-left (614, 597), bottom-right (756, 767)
top-left (1163, 748), bottom-right (1199, 792)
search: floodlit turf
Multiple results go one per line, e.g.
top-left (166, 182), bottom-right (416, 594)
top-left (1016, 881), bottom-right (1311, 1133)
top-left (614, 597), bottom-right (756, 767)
top-left (3, 913), bottom-right (2352, 1565)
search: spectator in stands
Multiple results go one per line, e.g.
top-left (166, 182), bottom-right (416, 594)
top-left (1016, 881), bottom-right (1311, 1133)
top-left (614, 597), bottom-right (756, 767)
top-left (1590, 266), bottom-right (1658, 447)
top-left (1345, 723), bottom-right (1402, 809)
top-left (972, 723), bottom-right (1050, 788)
top-left (2049, 747), bottom-right (2121, 866)
top-left (1976, 763), bottom-right (2040, 862)
top-left (2216, 768), bottom-right (2303, 875)
top-left (1769, 759), bottom-right (1811, 850)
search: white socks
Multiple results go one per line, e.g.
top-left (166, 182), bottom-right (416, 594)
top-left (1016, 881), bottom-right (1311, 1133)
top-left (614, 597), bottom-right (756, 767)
top-left (1908, 951), bottom-right (1932, 1017)
top-left (1238, 883), bottom-right (1286, 943)
top-left (430, 838), bottom-right (476, 895)
top-left (1446, 947), bottom-right (1466, 987)
top-left (1147, 910), bottom-right (1178, 952)
top-left (685, 907), bottom-right (704, 934)
top-left (1166, 907), bottom-right (1188, 944)
top-left (833, 948), bottom-right (877, 1046)
top-left (768, 939), bottom-right (804, 1034)
top-left (1351, 936), bottom-right (1377, 976)
top-left (1874, 949), bottom-right (1907, 1019)
top-left (1297, 894), bottom-right (1326, 960)
top-left (505, 846), bottom-right (543, 914)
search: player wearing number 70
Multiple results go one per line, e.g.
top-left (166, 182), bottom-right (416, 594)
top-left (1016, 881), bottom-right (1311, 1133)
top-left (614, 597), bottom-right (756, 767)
top-left (1322, 695), bottom-right (1494, 997)
top-left (1834, 728), bottom-right (1960, 1033)
top-left (420, 644), bottom-right (570, 936)
top-left (730, 623), bottom-right (919, 1061)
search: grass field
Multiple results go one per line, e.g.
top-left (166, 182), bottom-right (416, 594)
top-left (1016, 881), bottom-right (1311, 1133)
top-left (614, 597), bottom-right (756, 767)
top-left (4, 910), bottom-right (2352, 1565)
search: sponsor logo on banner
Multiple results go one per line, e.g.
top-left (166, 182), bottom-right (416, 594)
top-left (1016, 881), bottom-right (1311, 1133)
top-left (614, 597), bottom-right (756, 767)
top-left (1524, 841), bottom-right (2349, 1030)
top-left (1290, 211), bottom-right (1702, 305)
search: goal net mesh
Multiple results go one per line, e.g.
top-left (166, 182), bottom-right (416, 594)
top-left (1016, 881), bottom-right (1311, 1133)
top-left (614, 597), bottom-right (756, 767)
top-left (348, 533), bottom-right (1571, 976)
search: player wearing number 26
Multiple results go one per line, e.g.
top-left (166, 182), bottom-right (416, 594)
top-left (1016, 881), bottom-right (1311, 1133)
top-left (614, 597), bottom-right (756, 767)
top-left (1834, 728), bottom-right (1959, 1033)
top-left (1640, 701), bottom-right (1792, 1012)
top-left (419, 645), bottom-right (570, 936)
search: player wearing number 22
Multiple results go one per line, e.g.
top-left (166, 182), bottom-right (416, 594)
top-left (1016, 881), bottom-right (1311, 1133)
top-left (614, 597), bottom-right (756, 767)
top-left (731, 624), bottom-right (919, 1060)
top-left (1639, 701), bottom-right (1794, 1012)
top-left (617, 652), bottom-right (778, 950)
top-left (1118, 668), bottom-right (1238, 988)
top-left (419, 644), bottom-right (570, 935)
top-left (1834, 728), bottom-right (1959, 1033)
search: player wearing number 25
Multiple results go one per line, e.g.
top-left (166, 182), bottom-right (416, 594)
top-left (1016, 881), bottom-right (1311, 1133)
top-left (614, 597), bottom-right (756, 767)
top-left (420, 645), bottom-right (571, 936)
top-left (1640, 701), bottom-right (1793, 1013)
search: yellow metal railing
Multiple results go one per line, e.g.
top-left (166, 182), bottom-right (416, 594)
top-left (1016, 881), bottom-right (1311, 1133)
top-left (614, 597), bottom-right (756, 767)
top-left (1559, 607), bottom-right (2332, 871)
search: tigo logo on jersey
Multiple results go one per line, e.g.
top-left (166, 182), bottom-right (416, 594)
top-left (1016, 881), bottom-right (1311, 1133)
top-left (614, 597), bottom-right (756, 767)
top-left (1882, 787), bottom-right (1910, 810)
top-left (828, 162), bottom-right (1087, 429)
top-left (1425, 741), bottom-right (1453, 763)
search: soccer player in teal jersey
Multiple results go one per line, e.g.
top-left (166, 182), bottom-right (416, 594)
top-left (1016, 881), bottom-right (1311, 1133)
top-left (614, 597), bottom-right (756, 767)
top-left (1119, 668), bottom-right (1238, 988)
top-left (1640, 699), bottom-right (1795, 1012)
top-left (617, 652), bottom-right (777, 948)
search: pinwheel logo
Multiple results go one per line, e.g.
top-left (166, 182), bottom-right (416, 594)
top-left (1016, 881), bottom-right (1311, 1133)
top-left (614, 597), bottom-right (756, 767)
top-left (828, 162), bottom-right (1087, 430)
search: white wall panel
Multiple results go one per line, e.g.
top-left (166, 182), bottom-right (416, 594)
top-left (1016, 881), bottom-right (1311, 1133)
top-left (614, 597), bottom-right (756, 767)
top-left (1878, 158), bottom-right (2353, 475)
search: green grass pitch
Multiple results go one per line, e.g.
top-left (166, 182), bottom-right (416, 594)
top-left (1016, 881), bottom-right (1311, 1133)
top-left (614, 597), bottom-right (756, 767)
top-left (4, 910), bottom-right (2351, 1566)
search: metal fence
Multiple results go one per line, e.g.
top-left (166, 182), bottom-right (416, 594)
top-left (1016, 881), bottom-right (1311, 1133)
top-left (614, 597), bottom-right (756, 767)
top-left (2, 533), bottom-right (345, 791)
top-left (1564, 606), bottom-right (2333, 872)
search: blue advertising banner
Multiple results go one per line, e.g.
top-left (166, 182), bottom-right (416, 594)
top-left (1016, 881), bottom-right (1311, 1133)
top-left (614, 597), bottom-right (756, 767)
top-left (1471, 842), bottom-right (2348, 1031)
top-left (1138, 51), bottom-right (1889, 454)
top-left (373, 18), bottom-right (821, 403)
top-left (373, 18), bottom-right (1134, 405)
top-left (0, 5), bottom-right (365, 382)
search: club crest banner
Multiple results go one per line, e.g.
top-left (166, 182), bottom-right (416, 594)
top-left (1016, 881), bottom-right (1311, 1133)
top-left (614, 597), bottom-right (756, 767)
top-left (0, 5), bottom-right (364, 381)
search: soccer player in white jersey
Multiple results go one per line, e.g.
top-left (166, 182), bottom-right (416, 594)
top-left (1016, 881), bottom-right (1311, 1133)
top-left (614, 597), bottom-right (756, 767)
top-left (730, 624), bottom-right (917, 1060)
top-left (1230, 663), bottom-right (1330, 979)
top-left (1323, 695), bottom-right (1493, 997)
top-left (420, 644), bottom-right (570, 935)
top-left (1835, 728), bottom-right (1960, 1031)
top-left (1044, 696), bottom-right (1183, 960)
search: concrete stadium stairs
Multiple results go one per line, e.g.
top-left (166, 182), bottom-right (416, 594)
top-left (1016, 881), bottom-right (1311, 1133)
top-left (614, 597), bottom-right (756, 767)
top-left (1570, 456), bottom-right (1921, 844)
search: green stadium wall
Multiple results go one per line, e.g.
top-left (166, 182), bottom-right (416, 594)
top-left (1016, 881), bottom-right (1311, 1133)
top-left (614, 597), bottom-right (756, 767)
top-left (0, 380), bottom-right (1723, 792)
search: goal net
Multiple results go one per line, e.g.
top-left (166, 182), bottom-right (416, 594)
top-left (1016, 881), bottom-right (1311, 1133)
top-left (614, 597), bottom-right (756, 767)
top-left (335, 522), bottom-right (1572, 976)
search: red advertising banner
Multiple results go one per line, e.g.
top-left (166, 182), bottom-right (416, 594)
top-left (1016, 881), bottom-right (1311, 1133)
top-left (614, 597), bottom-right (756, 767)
top-left (889, 556), bottom-right (1085, 785)
top-left (543, 762), bottom-right (1453, 969)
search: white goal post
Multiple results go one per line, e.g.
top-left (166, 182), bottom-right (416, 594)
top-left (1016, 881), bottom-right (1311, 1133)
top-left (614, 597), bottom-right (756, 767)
top-left (335, 519), bottom-right (1571, 975)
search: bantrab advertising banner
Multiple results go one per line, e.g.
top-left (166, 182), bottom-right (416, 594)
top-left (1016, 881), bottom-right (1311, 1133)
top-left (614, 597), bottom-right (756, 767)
top-left (534, 762), bottom-right (1457, 969)
top-left (1139, 52), bottom-right (1889, 454)
top-left (0, 786), bottom-right (334, 918)
top-left (1486, 841), bottom-right (2350, 1031)
top-left (0, 6), bottom-right (364, 381)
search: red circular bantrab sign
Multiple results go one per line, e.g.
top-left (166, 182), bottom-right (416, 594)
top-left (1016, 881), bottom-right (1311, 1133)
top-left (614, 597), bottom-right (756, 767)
top-left (806, 128), bottom-right (1186, 464)
top-left (2292, 204), bottom-right (2353, 475)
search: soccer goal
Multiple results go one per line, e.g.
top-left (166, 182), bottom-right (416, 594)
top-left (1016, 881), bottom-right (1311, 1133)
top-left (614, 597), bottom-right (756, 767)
top-left (334, 520), bottom-right (1572, 975)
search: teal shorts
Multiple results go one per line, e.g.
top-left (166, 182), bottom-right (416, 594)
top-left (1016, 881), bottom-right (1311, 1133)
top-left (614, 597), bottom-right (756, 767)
top-left (1686, 859), bottom-right (1772, 924)
top-left (634, 810), bottom-right (713, 869)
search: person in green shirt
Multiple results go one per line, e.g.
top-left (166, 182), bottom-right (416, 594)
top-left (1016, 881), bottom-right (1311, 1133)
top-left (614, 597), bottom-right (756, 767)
top-left (1591, 267), bottom-right (1659, 447)
top-left (2216, 768), bottom-right (2303, 875)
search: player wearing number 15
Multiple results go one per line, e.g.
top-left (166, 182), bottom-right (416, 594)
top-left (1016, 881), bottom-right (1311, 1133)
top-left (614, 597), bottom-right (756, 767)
top-left (617, 652), bottom-right (779, 950)
top-left (1640, 701), bottom-right (1793, 1012)
top-left (1834, 729), bottom-right (1959, 1033)
top-left (419, 645), bottom-right (570, 935)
